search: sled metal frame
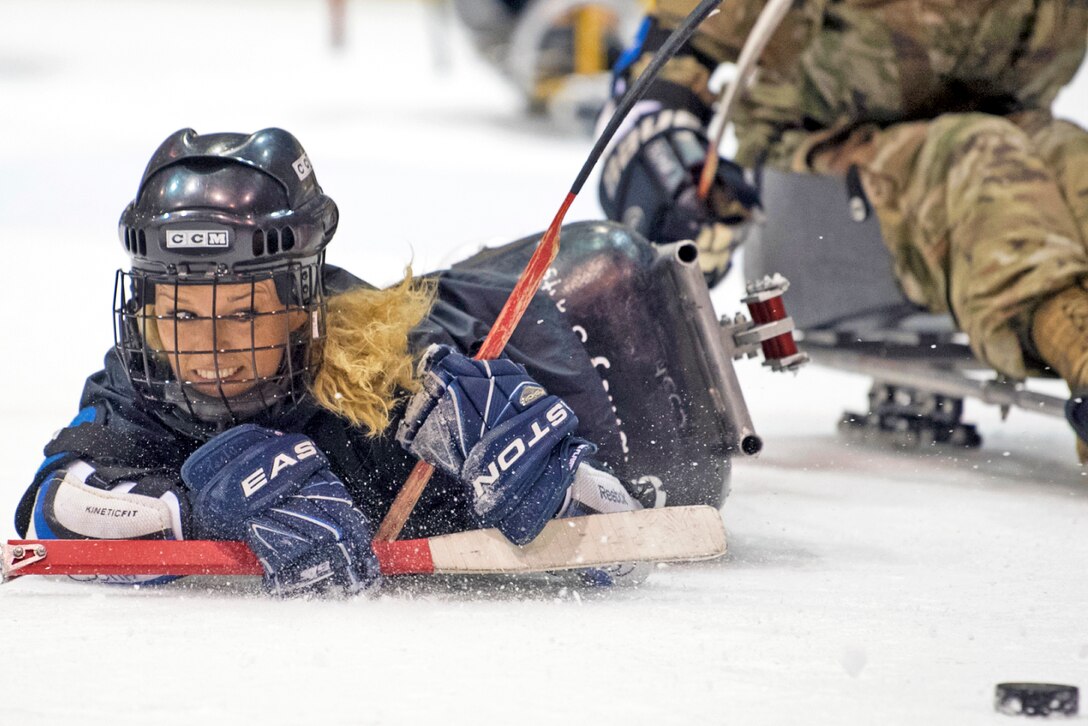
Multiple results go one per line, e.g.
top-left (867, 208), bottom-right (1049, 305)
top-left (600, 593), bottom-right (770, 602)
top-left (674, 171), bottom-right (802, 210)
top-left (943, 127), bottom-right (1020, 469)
top-left (454, 221), bottom-right (768, 507)
top-left (802, 338), bottom-right (1067, 420)
top-left (653, 242), bottom-right (762, 455)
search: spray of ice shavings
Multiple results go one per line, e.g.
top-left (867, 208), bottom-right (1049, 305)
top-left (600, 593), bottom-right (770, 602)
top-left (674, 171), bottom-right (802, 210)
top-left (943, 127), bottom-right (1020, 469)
top-left (407, 398), bottom-right (464, 480)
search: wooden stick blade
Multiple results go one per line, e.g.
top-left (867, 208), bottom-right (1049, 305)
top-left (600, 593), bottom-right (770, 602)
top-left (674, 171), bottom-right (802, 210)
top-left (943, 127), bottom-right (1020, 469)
top-left (376, 505), bottom-right (727, 575)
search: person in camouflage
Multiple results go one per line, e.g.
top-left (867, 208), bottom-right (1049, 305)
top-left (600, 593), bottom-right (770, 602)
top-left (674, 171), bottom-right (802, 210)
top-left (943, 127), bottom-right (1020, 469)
top-left (599, 0), bottom-right (1088, 459)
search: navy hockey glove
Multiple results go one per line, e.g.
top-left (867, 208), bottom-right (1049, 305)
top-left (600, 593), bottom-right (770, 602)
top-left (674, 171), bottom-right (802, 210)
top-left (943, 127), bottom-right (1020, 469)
top-left (182, 424), bottom-right (380, 596)
top-left (397, 344), bottom-right (595, 545)
top-left (598, 82), bottom-right (760, 287)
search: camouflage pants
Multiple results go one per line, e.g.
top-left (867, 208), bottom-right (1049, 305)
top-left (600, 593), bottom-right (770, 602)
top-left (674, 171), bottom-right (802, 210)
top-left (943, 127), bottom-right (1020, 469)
top-left (806, 111), bottom-right (1088, 379)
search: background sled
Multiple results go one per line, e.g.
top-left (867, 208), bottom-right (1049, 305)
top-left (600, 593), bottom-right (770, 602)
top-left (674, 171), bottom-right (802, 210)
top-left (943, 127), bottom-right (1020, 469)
top-left (452, 0), bottom-right (645, 132)
top-left (743, 168), bottom-right (1068, 448)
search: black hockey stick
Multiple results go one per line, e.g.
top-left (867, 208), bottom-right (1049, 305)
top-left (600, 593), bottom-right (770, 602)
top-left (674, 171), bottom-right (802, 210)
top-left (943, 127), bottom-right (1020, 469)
top-left (375, 0), bottom-right (725, 542)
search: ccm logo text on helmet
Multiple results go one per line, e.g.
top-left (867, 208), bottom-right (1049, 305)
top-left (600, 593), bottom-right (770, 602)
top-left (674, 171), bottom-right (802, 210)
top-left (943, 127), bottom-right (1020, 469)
top-left (241, 440), bottom-right (319, 497)
top-left (166, 230), bottom-right (230, 249)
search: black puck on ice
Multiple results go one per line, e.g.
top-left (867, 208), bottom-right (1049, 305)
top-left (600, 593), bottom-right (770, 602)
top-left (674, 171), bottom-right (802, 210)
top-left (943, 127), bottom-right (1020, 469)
top-left (994, 683), bottom-right (1078, 717)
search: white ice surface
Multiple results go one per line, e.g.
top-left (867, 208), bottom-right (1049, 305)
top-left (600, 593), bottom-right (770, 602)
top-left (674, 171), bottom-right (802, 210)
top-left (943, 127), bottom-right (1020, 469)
top-left (1, 2), bottom-right (1087, 724)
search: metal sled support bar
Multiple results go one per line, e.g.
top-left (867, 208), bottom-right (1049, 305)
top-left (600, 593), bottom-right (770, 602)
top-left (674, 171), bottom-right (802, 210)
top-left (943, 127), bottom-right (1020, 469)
top-left (2, 507), bottom-right (727, 582)
top-left (653, 242), bottom-right (762, 456)
top-left (733, 317), bottom-right (797, 346)
top-left (808, 347), bottom-right (1068, 418)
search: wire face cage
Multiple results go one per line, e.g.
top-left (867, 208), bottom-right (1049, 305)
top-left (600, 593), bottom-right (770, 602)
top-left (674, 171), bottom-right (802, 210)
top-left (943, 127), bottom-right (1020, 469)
top-left (113, 263), bottom-right (326, 425)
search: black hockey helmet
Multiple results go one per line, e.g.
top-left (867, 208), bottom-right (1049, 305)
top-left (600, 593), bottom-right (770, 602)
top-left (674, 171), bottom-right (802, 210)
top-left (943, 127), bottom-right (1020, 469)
top-left (114, 128), bottom-right (338, 425)
top-left (119, 127), bottom-right (338, 286)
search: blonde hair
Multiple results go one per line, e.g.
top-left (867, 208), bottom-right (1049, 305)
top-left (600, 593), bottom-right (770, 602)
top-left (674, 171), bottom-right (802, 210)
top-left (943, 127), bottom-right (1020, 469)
top-left (310, 272), bottom-right (436, 435)
top-left (139, 305), bottom-right (165, 351)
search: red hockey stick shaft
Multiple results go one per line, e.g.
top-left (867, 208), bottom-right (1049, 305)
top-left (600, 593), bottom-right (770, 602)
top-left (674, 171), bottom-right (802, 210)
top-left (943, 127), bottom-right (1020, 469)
top-left (2, 538), bottom-right (438, 579)
top-left (373, 193), bottom-right (574, 542)
top-left (4, 540), bottom-right (263, 577)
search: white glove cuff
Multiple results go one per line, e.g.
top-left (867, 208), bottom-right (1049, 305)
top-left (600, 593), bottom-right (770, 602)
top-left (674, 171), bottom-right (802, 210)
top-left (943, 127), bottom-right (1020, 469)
top-left (32, 469), bottom-right (182, 540)
top-left (566, 463), bottom-right (641, 515)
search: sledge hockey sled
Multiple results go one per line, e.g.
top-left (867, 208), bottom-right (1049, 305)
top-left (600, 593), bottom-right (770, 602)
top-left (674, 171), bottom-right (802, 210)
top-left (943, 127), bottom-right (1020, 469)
top-left (6, 223), bottom-right (773, 585)
top-left (454, 220), bottom-right (801, 509)
top-left (743, 167), bottom-right (1068, 448)
top-left (451, 0), bottom-right (644, 131)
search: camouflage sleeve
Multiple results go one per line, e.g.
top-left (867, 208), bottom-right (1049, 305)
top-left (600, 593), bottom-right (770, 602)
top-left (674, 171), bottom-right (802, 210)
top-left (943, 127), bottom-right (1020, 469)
top-left (654, 0), bottom-right (770, 63)
top-left (638, 0), bottom-right (812, 104)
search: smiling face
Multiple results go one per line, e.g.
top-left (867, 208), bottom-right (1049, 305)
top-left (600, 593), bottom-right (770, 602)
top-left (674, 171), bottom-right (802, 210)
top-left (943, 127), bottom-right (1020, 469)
top-left (153, 279), bottom-right (303, 400)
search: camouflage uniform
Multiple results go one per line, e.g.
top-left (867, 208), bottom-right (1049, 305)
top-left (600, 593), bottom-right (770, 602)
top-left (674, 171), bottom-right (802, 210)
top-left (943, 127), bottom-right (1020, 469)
top-left (646, 0), bottom-right (1088, 379)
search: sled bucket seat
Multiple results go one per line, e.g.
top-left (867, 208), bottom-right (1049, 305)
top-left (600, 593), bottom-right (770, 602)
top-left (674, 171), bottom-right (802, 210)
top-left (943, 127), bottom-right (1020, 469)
top-left (742, 167), bottom-right (965, 346)
top-left (453, 220), bottom-right (760, 509)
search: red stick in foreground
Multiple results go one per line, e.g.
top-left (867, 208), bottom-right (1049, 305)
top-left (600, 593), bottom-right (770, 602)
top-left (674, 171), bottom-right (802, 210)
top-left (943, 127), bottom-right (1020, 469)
top-left (4, 507), bottom-right (727, 582)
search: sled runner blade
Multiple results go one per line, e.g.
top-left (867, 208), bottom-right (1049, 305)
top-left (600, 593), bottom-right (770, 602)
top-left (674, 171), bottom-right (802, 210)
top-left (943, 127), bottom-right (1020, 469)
top-left (3, 508), bottom-right (725, 581)
top-left (806, 344), bottom-right (1068, 418)
top-left (374, 505), bottom-right (727, 575)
